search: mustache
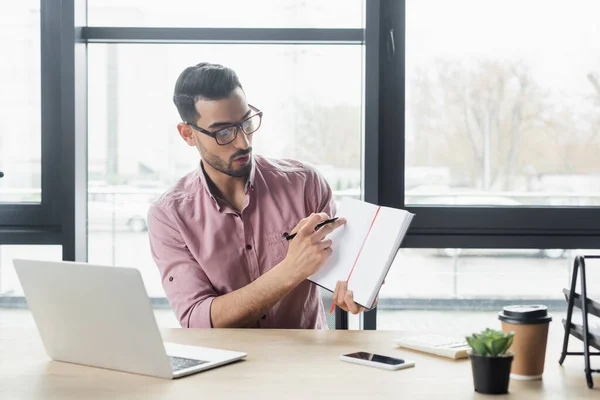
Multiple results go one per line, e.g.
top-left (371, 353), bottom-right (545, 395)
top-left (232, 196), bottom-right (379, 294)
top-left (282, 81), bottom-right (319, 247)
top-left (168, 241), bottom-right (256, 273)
top-left (231, 148), bottom-right (252, 160)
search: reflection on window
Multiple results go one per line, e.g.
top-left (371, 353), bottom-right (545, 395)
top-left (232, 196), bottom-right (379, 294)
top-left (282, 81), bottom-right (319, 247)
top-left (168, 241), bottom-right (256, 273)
top-left (405, 0), bottom-right (600, 207)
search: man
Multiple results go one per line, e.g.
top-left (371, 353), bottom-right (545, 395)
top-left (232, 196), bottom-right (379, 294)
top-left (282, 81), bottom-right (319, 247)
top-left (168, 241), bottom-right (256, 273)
top-left (147, 62), bottom-right (368, 329)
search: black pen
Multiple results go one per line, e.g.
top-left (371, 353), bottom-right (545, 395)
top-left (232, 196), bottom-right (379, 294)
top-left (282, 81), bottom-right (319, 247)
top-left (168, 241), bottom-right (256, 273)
top-left (285, 217), bottom-right (339, 241)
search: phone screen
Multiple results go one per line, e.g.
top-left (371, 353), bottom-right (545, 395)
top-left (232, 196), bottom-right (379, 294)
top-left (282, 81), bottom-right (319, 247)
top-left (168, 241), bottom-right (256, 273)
top-left (344, 352), bottom-right (406, 365)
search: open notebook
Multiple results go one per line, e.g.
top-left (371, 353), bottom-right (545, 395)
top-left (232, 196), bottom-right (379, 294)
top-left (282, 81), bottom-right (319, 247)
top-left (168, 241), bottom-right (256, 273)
top-left (308, 198), bottom-right (414, 310)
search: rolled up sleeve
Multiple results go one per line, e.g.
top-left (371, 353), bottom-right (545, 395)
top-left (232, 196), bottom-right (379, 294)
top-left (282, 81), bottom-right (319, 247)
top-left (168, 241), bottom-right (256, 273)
top-left (305, 165), bottom-right (337, 217)
top-left (147, 204), bottom-right (217, 328)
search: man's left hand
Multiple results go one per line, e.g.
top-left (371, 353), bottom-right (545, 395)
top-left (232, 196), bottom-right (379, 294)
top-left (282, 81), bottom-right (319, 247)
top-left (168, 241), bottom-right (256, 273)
top-left (332, 281), bottom-right (380, 315)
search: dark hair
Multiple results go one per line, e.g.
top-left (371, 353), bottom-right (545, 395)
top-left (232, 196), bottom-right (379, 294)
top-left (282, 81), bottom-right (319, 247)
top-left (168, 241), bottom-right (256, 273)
top-left (173, 62), bottom-right (243, 123)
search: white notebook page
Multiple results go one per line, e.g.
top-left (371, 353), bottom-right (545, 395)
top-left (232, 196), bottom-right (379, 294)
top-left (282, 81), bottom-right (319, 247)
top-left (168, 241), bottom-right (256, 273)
top-left (348, 206), bottom-right (413, 307)
top-left (307, 198), bottom-right (379, 291)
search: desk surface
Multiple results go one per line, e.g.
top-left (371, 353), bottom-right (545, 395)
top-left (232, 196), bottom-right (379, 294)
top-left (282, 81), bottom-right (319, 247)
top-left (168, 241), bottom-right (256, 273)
top-left (0, 326), bottom-right (598, 399)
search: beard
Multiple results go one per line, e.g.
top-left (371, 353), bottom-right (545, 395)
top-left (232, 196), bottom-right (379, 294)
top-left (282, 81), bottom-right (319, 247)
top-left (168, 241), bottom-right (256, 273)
top-left (200, 147), bottom-right (253, 178)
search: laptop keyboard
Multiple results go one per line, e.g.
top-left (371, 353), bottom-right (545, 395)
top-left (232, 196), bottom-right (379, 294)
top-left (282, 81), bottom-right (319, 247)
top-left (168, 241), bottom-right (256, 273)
top-left (169, 356), bottom-right (208, 372)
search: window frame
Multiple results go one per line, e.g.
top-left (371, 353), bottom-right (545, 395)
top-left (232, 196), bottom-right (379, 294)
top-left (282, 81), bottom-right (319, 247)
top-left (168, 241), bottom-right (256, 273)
top-left (377, 0), bottom-right (600, 250)
top-left (365, 1), bottom-right (600, 329)
top-left (0, 0), bottom-right (370, 328)
top-left (7, 0), bottom-right (589, 330)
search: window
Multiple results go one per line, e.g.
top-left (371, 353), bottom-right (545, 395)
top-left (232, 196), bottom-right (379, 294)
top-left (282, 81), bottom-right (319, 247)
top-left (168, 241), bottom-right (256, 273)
top-left (0, 0), bottom-right (71, 249)
top-left (362, 0), bottom-right (600, 329)
top-left (373, 0), bottom-right (600, 255)
top-left (405, 0), bottom-right (600, 207)
top-left (13, 0), bottom-right (595, 332)
top-left (88, 0), bottom-right (364, 28)
top-left (87, 44), bottom-right (363, 297)
top-left (0, 0), bottom-right (364, 330)
top-left (0, 2), bottom-right (41, 203)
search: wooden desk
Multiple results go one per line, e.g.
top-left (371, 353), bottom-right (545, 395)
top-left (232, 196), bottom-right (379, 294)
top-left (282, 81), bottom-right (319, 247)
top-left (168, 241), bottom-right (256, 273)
top-left (0, 326), bottom-right (597, 399)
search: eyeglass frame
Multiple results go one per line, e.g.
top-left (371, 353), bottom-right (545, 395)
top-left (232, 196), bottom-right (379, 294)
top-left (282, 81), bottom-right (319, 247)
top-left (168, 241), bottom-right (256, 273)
top-left (185, 104), bottom-right (263, 146)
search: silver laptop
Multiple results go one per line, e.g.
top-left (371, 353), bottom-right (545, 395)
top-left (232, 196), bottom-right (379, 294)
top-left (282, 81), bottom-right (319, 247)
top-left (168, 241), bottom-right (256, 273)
top-left (13, 258), bottom-right (247, 379)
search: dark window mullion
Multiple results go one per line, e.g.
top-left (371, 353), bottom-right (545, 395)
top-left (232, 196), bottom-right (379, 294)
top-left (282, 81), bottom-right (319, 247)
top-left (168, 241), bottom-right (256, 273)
top-left (0, 205), bottom-right (52, 226)
top-left (82, 27), bottom-right (364, 44)
top-left (407, 207), bottom-right (600, 233)
top-left (363, 0), bottom-right (405, 331)
top-left (40, 0), bottom-right (64, 227)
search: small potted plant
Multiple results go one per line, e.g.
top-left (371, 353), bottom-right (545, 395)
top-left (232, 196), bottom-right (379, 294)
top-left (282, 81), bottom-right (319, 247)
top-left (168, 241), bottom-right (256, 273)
top-left (466, 328), bottom-right (515, 395)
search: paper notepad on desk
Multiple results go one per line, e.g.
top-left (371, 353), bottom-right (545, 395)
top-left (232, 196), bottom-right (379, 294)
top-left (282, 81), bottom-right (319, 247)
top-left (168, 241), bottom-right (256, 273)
top-left (308, 198), bottom-right (414, 309)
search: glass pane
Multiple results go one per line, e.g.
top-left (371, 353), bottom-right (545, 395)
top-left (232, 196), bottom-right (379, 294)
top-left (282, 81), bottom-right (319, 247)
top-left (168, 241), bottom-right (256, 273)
top-left (0, 245), bottom-right (62, 296)
top-left (88, 0), bottom-right (364, 28)
top-left (0, 2), bottom-right (41, 203)
top-left (406, 0), bottom-right (600, 207)
top-left (87, 44), bottom-right (363, 296)
top-left (377, 248), bottom-right (600, 329)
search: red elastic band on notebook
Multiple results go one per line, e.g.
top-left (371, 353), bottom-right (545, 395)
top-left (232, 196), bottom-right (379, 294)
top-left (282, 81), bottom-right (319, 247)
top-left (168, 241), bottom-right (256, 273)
top-left (330, 206), bottom-right (381, 314)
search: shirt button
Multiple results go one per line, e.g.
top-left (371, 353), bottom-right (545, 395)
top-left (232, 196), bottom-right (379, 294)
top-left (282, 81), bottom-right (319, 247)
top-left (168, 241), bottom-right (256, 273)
top-left (246, 244), bottom-right (252, 250)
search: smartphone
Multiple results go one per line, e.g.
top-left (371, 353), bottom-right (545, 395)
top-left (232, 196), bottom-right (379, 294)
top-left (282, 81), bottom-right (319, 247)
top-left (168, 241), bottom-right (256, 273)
top-left (340, 351), bottom-right (415, 371)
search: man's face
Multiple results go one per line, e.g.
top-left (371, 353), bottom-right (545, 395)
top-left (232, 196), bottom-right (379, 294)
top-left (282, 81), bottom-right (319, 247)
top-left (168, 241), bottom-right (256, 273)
top-left (179, 87), bottom-right (254, 178)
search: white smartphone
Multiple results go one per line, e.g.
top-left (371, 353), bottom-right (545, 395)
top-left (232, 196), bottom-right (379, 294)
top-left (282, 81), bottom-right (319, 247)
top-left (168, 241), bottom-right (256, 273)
top-left (340, 351), bottom-right (415, 371)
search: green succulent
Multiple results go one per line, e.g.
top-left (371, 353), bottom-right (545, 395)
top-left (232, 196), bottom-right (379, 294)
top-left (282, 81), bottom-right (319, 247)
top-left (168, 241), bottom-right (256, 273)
top-left (466, 328), bottom-right (514, 357)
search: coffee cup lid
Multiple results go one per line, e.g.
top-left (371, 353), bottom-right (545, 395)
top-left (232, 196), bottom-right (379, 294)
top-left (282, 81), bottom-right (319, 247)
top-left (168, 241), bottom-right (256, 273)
top-left (498, 305), bottom-right (552, 325)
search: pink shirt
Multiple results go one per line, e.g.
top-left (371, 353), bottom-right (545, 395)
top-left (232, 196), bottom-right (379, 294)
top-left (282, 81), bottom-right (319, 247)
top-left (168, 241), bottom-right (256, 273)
top-left (147, 155), bottom-right (336, 329)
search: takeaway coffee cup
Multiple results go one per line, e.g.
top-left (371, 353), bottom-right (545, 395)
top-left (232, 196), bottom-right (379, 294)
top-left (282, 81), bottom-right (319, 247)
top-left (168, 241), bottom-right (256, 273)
top-left (498, 305), bottom-right (552, 380)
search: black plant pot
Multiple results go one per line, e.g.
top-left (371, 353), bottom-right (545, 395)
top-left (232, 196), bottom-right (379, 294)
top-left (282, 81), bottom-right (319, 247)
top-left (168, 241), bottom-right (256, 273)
top-left (469, 352), bottom-right (514, 395)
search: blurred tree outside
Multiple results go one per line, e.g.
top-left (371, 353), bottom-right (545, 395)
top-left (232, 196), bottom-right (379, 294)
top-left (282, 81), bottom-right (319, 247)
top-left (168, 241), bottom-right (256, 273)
top-left (408, 59), bottom-right (600, 192)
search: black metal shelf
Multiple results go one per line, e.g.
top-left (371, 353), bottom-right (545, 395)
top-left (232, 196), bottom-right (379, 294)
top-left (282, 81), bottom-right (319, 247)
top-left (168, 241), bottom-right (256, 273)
top-left (562, 320), bottom-right (600, 352)
top-left (563, 289), bottom-right (600, 319)
top-left (559, 255), bottom-right (600, 388)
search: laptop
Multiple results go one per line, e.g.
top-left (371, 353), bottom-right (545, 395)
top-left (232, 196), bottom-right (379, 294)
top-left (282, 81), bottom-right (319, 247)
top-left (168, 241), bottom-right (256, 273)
top-left (13, 258), bottom-right (247, 379)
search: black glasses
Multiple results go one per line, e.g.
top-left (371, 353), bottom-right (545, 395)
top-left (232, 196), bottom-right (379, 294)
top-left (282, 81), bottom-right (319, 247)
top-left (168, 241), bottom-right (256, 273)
top-left (186, 104), bottom-right (263, 146)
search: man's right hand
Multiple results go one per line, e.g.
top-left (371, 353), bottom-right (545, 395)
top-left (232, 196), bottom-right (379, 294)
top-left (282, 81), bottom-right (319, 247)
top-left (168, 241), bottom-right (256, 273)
top-left (280, 213), bottom-right (346, 283)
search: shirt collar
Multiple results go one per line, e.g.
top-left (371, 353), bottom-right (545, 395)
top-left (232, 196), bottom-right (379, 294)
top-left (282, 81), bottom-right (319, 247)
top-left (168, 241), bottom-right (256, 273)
top-left (197, 157), bottom-right (256, 210)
